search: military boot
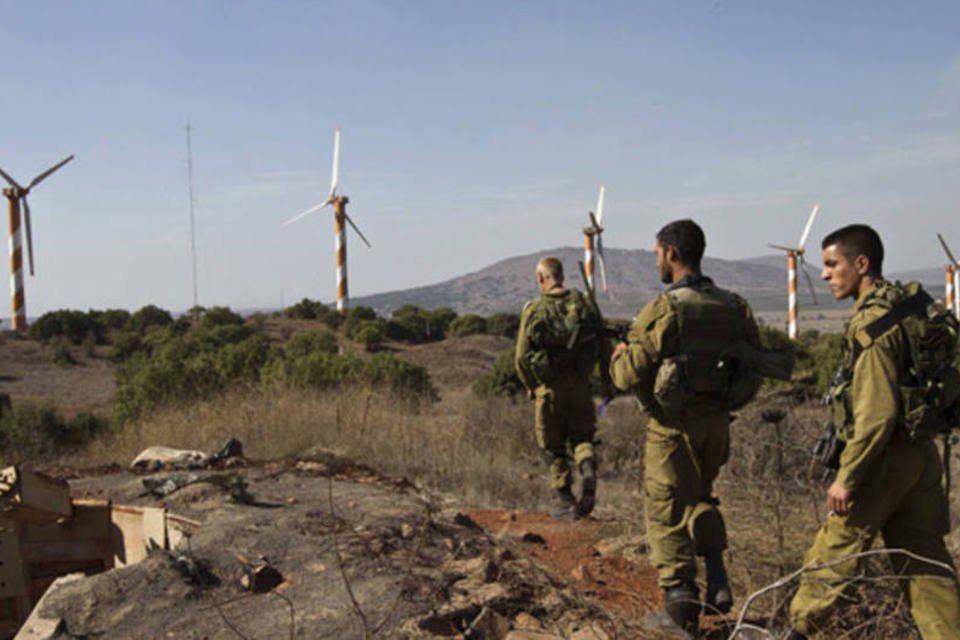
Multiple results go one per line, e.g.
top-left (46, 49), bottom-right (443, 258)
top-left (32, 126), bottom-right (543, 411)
top-left (550, 486), bottom-right (577, 520)
top-left (576, 458), bottom-right (597, 518)
top-left (704, 550), bottom-right (733, 614)
top-left (643, 583), bottom-right (700, 637)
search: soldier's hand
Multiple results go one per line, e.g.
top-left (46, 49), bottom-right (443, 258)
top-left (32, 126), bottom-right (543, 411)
top-left (612, 342), bottom-right (628, 360)
top-left (826, 481), bottom-right (851, 516)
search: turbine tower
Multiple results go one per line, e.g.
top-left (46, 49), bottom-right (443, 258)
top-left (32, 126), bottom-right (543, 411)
top-left (0, 155), bottom-right (74, 331)
top-left (936, 233), bottom-right (960, 320)
top-left (283, 128), bottom-right (371, 316)
top-left (582, 185), bottom-right (608, 293)
top-left (769, 203), bottom-right (820, 340)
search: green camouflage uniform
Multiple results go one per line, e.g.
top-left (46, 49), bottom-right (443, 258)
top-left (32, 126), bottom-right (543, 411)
top-left (609, 275), bottom-right (760, 589)
top-left (515, 288), bottom-right (602, 490)
top-left (789, 282), bottom-right (960, 638)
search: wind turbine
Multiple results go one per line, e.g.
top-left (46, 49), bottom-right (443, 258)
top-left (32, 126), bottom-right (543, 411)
top-left (936, 233), bottom-right (960, 320)
top-left (582, 185), bottom-right (608, 293)
top-left (283, 128), bottom-right (371, 316)
top-left (769, 203), bottom-right (820, 340)
top-left (0, 155), bottom-right (74, 331)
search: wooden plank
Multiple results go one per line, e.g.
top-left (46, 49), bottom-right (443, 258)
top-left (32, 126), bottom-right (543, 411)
top-left (0, 468), bottom-right (71, 526)
top-left (110, 508), bottom-right (146, 568)
top-left (0, 528), bottom-right (27, 600)
top-left (20, 504), bottom-right (110, 544)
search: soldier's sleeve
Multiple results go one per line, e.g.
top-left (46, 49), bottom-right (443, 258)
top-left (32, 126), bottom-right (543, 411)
top-left (514, 302), bottom-right (537, 392)
top-left (609, 295), bottom-right (678, 392)
top-left (740, 296), bottom-right (762, 347)
top-left (834, 327), bottom-right (903, 492)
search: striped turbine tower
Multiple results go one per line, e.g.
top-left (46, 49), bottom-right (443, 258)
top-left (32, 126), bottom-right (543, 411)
top-left (936, 234), bottom-right (960, 321)
top-left (283, 129), bottom-right (371, 317)
top-left (582, 185), bottom-right (608, 293)
top-left (770, 203), bottom-right (821, 340)
top-left (946, 265), bottom-right (955, 317)
top-left (0, 156), bottom-right (74, 331)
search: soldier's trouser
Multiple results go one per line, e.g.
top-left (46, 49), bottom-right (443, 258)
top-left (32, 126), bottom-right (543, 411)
top-left (789, 440), bottom-right (960, 639)
top-left (534, 380), bottom-right (596, 490)
top-left (644, 413), bottom-right (730, 588)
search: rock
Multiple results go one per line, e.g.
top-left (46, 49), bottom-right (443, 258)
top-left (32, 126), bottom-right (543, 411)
top-left (569, 624), bottom-right (610, 640)
top-left (14, 573), bottom-right (83, 639)
top-left (570, 562), bottom-right (593, 582)
top-left (512, 612), bottom-right (543, 630)
top-left (453, 512), bottom-right (482, 530)
top-left (520, 531), bottom-right (546, 545)
top-left (131, 446), bottom-right (208, 470)
top-left (468, 606), bottom-right (510, 639)
top-left (504, 631), bottom-right (562, 640)
top-left (400, 523), bottom-right (415, 539)
top-left (452, 581), bottom-right (508, 608)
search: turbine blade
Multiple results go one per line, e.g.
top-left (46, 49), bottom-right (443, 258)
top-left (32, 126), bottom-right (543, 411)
top-left (23, 198), bottom-right (34, 276)
top-left (797, 203), bottom-right (820, 251)
top-left (588, 210), bottom-right (602, 231)
top-left (800, 258), bottom-right (818, 305)
top-left (0, 166), bottom-right (21, 190)
top-left (595, 185), bottom-right (605, 224)
top-left (937, 233), bottom-right (959, 266)
top-left (596, 237), bottom-right (608, 293)
top-left (281, 201), bottom-right (327, 227)
top-left (330, 128), bottom-right (340, 196)
top-left (768, 243), bottom-right (795, 252)
top-left (27, 155), bottom-right (74, 189)
top-left (343, 212), bottom-right (372, 248)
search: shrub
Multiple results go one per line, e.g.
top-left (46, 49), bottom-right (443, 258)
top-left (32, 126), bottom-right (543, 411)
top-left (473, 350), bottom-right (524, 398)
top-left (364, 353), bottom-right (436, 400)
top-left (49, 336), bottom-right (77, 366)
top-left (126, 305), bottom-right (174, 334)
top-left (448, 314), bottom-right (487, 338)
top-left (352, 321), bottom-right (384, 352)
top-left (29, 309), bottom-right (101, 345)
top-left (285, 298), bottom-right (341, 328)
top-left (384, 305), bottom-right (434, 343)
top-left (200, 306), bottom-right (244, 328)
top-left (285, 330), bottom-right (339, 358)
top-left (427, 308), bottom-right (458, 338)
top-left (0, 401), bottom-right (109, 457)
top-left (486, 313), bottom-right (520, 338)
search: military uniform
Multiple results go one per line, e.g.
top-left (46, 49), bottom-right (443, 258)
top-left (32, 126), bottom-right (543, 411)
top-left (515, 288), bottom-right (602, 493)
top-left (610, 274), bottom-right (760, 591)
top-left (789, 281), bottom-right (960, 638)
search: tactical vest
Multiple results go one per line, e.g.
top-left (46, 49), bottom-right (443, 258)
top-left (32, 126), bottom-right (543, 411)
top-left (523, 289), bottom-right (602, 384)
top-left (828, 281), bottom-right (960, 443)
top-left (652, 282), bottom-right (762, 416)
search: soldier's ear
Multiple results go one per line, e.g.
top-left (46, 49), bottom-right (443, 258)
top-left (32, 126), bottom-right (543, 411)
top-left (853, 254), bottom-right (871, 276)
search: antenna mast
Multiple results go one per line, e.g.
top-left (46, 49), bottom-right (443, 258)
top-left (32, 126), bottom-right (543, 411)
top-left (186, 123), bottom-right (199, 310)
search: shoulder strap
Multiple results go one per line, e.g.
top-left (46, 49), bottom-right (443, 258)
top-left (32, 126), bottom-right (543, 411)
top-left (851, 290), bottom-right (932, 365)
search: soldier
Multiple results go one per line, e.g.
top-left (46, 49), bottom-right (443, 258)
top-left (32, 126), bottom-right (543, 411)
top-left (515, 256), bottom-right (609, 520)
top-left (610, 219), bottom-right (762, 636)
top-left (787, 225), bottom-right (960, 639)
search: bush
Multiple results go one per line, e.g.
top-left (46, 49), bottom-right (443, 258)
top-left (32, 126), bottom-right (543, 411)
top-left (364, 353), bottom-right (436, 400)
top-left (0, 401), bottom-right (109, 457)
top-left (200, 306), bottom-right (244, 328)
top-left (352, 321), bottom-right (384, 352)
top-left (285, 330), bottom-right (339, 358)
top-left (448, 314), bottom-right (487, 338)
top-left (427, 308), bottom-right (458, 338)
top-left (126, 305), bottom-right (174, 334)
top-left (49, 336), bottom-right (77, 366)
top-left (29, 309), bottom-right (102, 345)
top-left (486, 313), bottom-right (520, 338)
top-left (473, 350), bottom-right (523, 398)
top-left (384, 305), bottom-right (445, 343)
top-left (285, 298), bottom-right (341, 329)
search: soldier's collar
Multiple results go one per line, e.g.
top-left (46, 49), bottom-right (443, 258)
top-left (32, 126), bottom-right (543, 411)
top-left (852, 280), bottom-right (887, 312)
top-left (666, 273), bottom-right (713, 292)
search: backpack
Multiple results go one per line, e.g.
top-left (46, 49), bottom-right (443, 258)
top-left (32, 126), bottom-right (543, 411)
top-left (830, 281), bottom-right (960, 443)
top-left (524, 290), bottom-right (602, 383)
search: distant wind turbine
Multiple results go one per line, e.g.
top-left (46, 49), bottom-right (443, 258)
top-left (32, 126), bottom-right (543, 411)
top-left (769, 203), bottom-right (820, 340)
top-left (283, 129), bottom-right (371, 316)
top-left (936, 233), bottom-right (960, 320)
top-left (0, 155), bottom-right (74, 331)
top-left (582, 185), bottom-right (609, 293)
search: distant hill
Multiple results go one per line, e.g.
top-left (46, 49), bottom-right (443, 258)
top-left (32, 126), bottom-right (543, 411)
top-left (354, 247), bottom-right (828, 318)
top-left (352, 247), bottom-right (953, 318)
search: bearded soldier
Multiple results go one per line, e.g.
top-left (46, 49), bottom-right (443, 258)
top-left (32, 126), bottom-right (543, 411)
top-left (515, 256), bottom-right (610, 520)
top-left (610, 220), bottom-right (762, 636)
top-left (787, 225), bottom-right (960, 639)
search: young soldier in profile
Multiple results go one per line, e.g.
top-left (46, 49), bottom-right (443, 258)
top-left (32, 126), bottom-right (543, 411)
top-left (610, 220), bottom-right (762, 636)
top-left (787, 225), bottom-right (960, 639)
top-left (515, 257), bottom-right (609, 520)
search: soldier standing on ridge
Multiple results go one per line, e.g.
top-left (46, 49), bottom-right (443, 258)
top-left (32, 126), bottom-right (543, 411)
top-left (610, 219), bottom-right (762, 636)
top-left (515, 256), bottom-right (610, 520)
top-left (787, 225), bottom-right (960, 639)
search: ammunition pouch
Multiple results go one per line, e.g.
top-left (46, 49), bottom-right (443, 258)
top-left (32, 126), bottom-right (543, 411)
top-left (653, 356), bottom-right (689, 417)
top-left (900, 366), bottom-right (960, 442)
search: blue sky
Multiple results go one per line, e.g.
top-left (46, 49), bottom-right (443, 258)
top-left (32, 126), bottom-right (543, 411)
top-left (2, 1), bottom-right (959, 315)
